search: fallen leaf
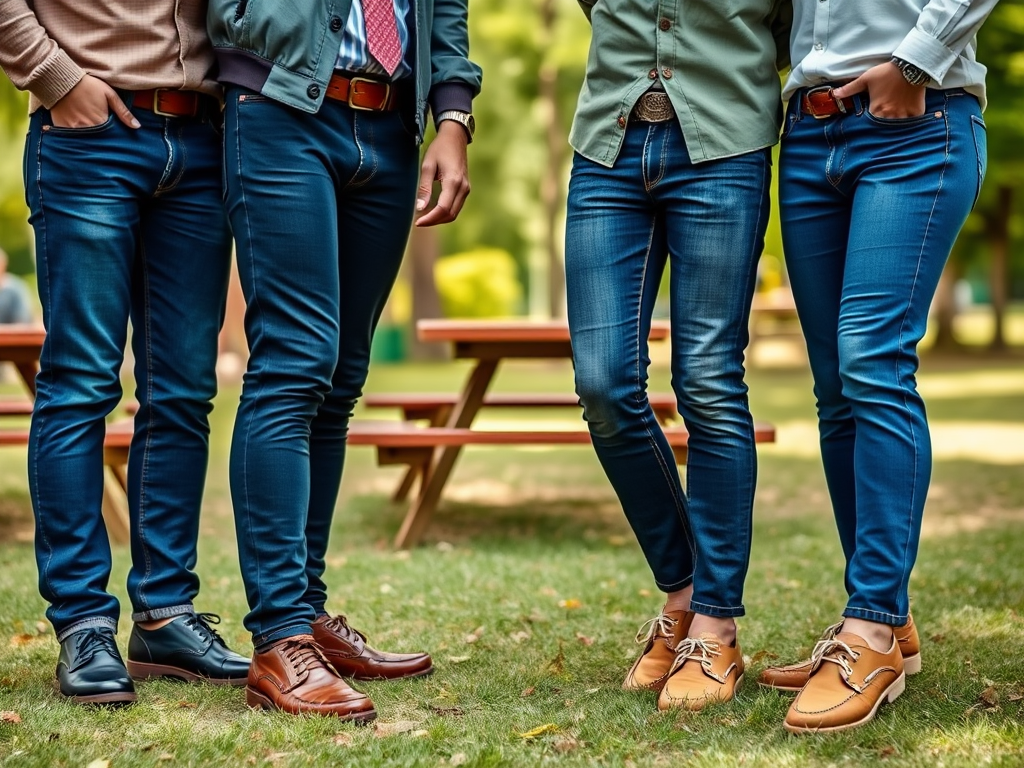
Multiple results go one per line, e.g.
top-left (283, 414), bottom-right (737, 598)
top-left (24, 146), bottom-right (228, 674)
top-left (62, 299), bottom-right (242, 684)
top-left (436, 541), bottom-right (454, 552)
top-left (326, 556), bottom-right (347, 568)
top-left (521, 686), bottom-right (536, 697)
top-left (979, 686), bottom-right (1000, 709)
top-left (553, 735), bottom-right (580, 753)
top-left (332, 733), bottom-right (353, 747)
top-left (447, 655), bottom-right (471, 664)
top-left (0, 711), bottom-right (21, 724)
top-left (449, 754), bottom-right (468, 766)
top-left (158, 754), bottom-right (174, 762)
top-left (375, 720), bottom-right (423, 737)
top-left (558, 599), bottom-right (582, 610)
top-left (379, 583), bottom-right (394, 595)
top-left (464, 626), bottom-right (485, 644)
top-left (585, 687), bottom-right (599, 695)
top-left (879, 746), bottom-right (897, 758)
top-left (177, 701), bottom-right (197, 708)
top-left (411, 730), bottom-right (429, 738)
top-left (1008, 694), bottom-right (1023, 703)
top-left (607, 535), bottom-right (629, 547)
top-left (393, 550), bottom-right (411, 561)
top-left (575, 632), bottom-right (594, 646)
top-left (750, 650), bottom-right (779, 665)
top-left (638, 589), bottom-right (652, 598)
top-left (35, 622), bottom-right (49, 635)
top-left (548, 641), bottom-right (565, 674)
top-left (8, 634), bottom-right (35, 648)
top-left (429, 706), bottom-right (464, 718)
top-left (540, 586), bottom-right (558, 597)
top-left (519, 723), bottom-right (558, 739)
top-left (510, 631), bottom-right (531, 643)
top-left (86, 761), bottom-right (110, 768)
top-left (930, 633), bottom-right (945, 643)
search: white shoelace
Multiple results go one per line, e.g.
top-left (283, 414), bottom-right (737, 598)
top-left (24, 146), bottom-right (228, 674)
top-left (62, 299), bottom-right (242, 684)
top-left (669, 636), bottom-right (724, 682)
top-left (635, 614), bottom-right (678, 645)
top-left (809, 638), bottom-right (862, 690)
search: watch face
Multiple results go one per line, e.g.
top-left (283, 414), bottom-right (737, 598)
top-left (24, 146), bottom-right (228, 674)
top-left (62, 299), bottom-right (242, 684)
top-left (466, 114), bottom-right (476, 135)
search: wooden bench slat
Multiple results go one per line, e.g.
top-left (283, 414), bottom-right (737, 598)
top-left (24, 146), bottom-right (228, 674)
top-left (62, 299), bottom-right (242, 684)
top-left (363, 392), bottom-right (678, 409)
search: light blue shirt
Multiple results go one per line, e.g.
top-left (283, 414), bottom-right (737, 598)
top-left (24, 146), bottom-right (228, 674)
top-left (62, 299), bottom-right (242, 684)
top-left (335, 0), bottom-right (413, 80)
top-left (785, 0), bottom-right (999, 109)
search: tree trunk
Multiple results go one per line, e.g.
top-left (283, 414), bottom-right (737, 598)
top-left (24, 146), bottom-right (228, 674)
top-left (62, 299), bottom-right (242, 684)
top-left (931, 261), bottom-right (962, 351)
top-left (408, 226), bottom-right (447, 360)
top-left (539, 0), bottom-right (566, 319)
top-left (988, 185), bottom-right (1013, 351)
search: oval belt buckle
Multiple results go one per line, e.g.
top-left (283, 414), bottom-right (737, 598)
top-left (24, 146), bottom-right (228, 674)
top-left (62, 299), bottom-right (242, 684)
top-left (806, 85), bottom-right (846, 119)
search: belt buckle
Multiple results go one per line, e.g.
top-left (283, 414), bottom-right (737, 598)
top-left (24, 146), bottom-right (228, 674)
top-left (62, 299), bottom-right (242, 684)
top-left (151, 88), bottom-right (196, 118)
top-left (806, 85), bottom-right (846, 119)
top-left (347, 77), bottom-right (390, 112)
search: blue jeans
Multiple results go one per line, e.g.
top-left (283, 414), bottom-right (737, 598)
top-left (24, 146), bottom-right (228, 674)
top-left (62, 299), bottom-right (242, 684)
top-left (565, 120), bottom-right (770, 618)
top-left (24, 100), bottom-right (231, 641)
top-left (779, 88), bottom-right (987, 625)
top-left (223, 87), bottom-right (419, 647)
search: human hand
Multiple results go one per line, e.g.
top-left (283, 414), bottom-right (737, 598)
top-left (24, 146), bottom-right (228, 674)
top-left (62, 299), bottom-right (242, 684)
top-left (50, 74), bottom-right (139, 129)
top-left (414, 121), bottom-right (470, 227)
top-left (833, 62), bottom-right (926, 119)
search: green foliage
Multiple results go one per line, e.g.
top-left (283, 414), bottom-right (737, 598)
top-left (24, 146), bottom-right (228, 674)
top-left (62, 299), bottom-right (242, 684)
top-left (435, 246), bottom-right (524, 317)
top-left (0, 78), bottom-right (30, 275)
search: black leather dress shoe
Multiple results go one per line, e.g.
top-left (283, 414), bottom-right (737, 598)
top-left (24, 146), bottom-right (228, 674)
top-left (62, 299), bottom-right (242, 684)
top-left (57, 627), bottom-right (137, 705)
top-left (127, 612), bottom-right (250, 685)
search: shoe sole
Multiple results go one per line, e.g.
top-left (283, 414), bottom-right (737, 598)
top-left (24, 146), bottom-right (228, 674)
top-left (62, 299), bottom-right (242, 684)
top-left (66, 691), bottom-right (137, 707)
top-left (759, 652), bottom-right (921, 693)
top-left (127, 660), bottom-right (248, 687)
top-left (245, 686), bottom-right (377, 723)
top-left (347, 664), bottom-right (435, 682)
top-left (783, 671), bottom-right (906, 734)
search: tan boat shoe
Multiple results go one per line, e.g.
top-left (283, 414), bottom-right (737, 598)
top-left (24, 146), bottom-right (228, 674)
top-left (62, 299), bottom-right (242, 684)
top-left (784, 631), bottom-right (905, 734)
top-left (622, 609), bottom-right (694, 692)
top-left (759, 614), bottom-right (921, 692)
top-left (657, 633), bottom-right (744, 712)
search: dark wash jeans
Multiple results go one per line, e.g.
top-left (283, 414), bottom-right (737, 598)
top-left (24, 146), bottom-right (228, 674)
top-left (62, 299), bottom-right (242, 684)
top-left (24, 102), bottom-right (231, 641)
top-left (223, 87), bottom-right (419, 647)
top-left (780, 88), bottom-right (986, 625)
top-left (565, 120), bottom-right (770, 618)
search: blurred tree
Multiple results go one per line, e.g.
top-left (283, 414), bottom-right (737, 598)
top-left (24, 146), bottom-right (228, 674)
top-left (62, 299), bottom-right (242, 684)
top-left (0, 79), bottom-right (31, 275)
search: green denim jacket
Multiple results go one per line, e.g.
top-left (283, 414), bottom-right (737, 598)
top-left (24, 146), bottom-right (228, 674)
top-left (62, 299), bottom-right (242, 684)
top-left (207, 0), bottom-right (482, 142)
top-left (572, 0), bottom-right (791, 166)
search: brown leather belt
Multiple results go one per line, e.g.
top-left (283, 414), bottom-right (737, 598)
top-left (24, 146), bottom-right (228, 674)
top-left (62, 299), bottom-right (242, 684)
top-left (799, 86), bottom-right (857, 119)
top-left (325, 73), bottom-right (403, 111)
top-left (131, 89), bottom-right (215, 118)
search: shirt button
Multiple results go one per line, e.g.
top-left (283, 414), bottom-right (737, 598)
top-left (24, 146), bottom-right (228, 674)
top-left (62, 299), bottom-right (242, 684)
top-left (648, 68), bottom-right (658, 80)
top-left (307, 84), bottom-right (321, 99)
top-left (662, 68), bottom-right (673, 79)
top-left (813, 43), bottom-right (824, 51)
top-left (330, 16), bottom-right (343, 32)
top-left (659, 18), bottom-right (671, 31)
top-left (617, 116), bottom-right (626, 128)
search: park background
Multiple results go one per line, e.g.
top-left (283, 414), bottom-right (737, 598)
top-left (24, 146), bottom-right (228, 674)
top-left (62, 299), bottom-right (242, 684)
top-left (0, 1), bottom-right (1023, 766)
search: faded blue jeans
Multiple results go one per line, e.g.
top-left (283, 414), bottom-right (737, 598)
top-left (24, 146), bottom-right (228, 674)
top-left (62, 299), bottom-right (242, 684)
top-left (565, 119), bottom-right (770, 618)
top-left (223, 87), bottom-right (419, 647)
top-left (780, 88), bottom-right (987, 625)
top-left (24, 99), bottom-right (231, 640)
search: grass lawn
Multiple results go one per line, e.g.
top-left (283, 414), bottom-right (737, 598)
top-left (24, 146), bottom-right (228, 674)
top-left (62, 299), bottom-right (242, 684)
top-left (1, 352), bottom-right (1022, 767)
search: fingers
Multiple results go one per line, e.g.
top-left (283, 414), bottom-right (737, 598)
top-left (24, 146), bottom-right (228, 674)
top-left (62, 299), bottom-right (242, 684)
top-left (416, 157), bottom-right (437, 213)
top-left (415, 173), bottom-right (470, 227)
top-left (105, 86), bottom-right (141, 129)
top-left (832, 76), bottom-right (867, 100)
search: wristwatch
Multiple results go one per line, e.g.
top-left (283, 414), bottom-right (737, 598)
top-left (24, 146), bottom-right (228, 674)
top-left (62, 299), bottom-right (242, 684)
top-left (890, 57), bottom-right (931, 87)
top-left (435, 110), bottom-right (475, 143)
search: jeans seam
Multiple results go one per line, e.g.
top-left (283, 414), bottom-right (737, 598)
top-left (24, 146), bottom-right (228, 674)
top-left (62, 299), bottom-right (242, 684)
top-left (346, 113), bottom-right (377, 189)
top-left (136, 231), bottom-right (157, 609)
top-left (234, 99), bottom-right (267, 639)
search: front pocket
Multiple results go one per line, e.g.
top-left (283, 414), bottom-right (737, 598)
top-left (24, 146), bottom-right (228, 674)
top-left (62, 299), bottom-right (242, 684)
top-left (970, 114), bottom-right (988, 208)
top-left (45, 113), bottom-right (116, 135)
top-left (865, 109), bottom-right (939, 128)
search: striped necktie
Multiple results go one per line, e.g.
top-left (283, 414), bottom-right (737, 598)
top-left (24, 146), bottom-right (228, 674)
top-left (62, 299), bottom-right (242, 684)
top-left (362, 0), bottom-right (403, 76)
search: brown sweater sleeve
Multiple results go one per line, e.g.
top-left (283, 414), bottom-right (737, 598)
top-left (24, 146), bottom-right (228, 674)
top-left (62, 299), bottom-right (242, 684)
top-left (0, 0), bottom-right (84, 108)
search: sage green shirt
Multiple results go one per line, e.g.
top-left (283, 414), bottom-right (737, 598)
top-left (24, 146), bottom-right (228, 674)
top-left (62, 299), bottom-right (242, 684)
top-left (570, 0), bottom-right (791, 167)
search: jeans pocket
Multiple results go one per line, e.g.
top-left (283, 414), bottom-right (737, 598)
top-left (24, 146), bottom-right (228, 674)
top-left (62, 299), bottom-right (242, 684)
top-left (45, 112), bottom-right (116, 136)
top-left (864, 109), bottom-right (938, 128)
top-left (970, 114), bottom-right (988, 208)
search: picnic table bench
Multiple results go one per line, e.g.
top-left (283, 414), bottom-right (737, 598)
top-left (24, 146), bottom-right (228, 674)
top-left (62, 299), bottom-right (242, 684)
top-left (353, 320), bottom-right (777, 549)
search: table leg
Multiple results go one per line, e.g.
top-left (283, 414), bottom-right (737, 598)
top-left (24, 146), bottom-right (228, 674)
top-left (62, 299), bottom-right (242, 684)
top-left (392, 404), bottom-right (453, 502)
top-left (15, 362), bottom-right (37, 397)
top-left (394, 359), bottom-right (498, 549)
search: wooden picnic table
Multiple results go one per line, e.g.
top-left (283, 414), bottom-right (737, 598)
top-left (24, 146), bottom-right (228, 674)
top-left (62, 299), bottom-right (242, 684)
top-left (0, 325), bottom-right (130, 543)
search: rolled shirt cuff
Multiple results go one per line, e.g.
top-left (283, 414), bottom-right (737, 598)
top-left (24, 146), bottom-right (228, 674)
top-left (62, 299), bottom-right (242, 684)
top-left (30, 48), bottom-right (87, 110)
top-left (892, 27), bottom-right (960, 85)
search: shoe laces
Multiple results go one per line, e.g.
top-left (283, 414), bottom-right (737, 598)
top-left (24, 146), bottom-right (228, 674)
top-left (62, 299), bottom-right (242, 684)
top-left (635, 614), bottom-right (677, 645)
top-left (322, 615), bottom-right (366, 645)
top-left (75, 628), bottom-right (120, 666)
top-left (809, 638), bottom-right (862, 688)
top-left (185, 612), bottom-right (227, 647)
top-left (669, 636), bottom-right (724, 682)
top-left (280, 639), bottom-right (331, 680)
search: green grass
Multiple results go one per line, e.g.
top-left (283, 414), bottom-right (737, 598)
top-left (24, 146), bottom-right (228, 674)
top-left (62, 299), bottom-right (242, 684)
top-left (1, 354), bottom-right (1023, 767)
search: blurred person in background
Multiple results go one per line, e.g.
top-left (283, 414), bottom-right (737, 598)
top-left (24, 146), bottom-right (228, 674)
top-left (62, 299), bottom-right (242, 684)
top-left (760, 0), bottom-right (997, 733)
top-left (0, 247), bottom-right (33, 324)
top-left (565, 0), bottom-right (791, 712)
top-left (0, 0), bottom-right (248, 707)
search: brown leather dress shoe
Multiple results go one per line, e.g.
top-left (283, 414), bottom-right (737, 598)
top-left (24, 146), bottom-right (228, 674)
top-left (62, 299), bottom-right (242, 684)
top-left (246, 635), bottom-right (376, 721)
top-left (657, 632), bottom-right (744, 711)
top-left (623, 609), bottom-right (694, 692)
top-left (759, 615), bottom-right (920, 691)
top-left (312, 614), bottom-right (433, 681)
top-left (784, 631), bottom-right (905, 734)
